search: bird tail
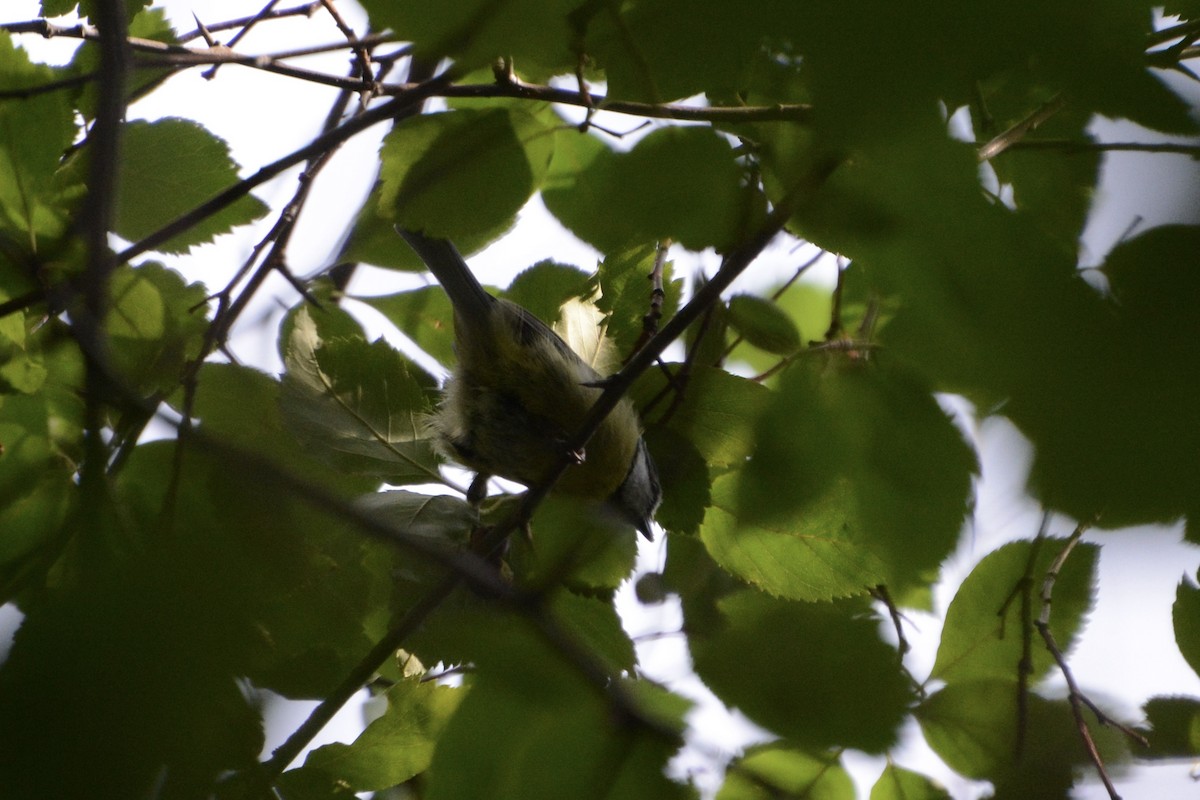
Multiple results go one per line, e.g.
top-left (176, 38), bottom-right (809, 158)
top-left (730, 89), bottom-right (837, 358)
top-left (396, 228), bottom-right (495, 320)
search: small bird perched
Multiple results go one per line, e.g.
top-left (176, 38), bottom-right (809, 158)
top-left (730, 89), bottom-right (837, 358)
top-left (397, 228), bottom-right (661, 539)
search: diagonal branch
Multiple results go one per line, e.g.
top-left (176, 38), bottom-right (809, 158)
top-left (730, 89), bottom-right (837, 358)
top-left (1034, 518), bottom-right (1148, 800)
top-left (977, 94), bottom-right (1066, 161)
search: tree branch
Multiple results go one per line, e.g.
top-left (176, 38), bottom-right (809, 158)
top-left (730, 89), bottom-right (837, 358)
top-left (5, 19), bottom-right (811, 125)
top-left (1034, 518), bottom-right (1146, 800)
top-left (979, 139), bottom-right (1200, 157)
top-left (977, 94), bottom-right (1067, 161)
top-left (388, 77), bottom-right (815, 124)
top-left (76, 0), bottom-right (129, 506)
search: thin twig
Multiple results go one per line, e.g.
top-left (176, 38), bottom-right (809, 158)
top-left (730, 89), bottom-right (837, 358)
top-left (386, 78), bottom-right (814, 124)
top-left (977, 95), bottom-right (1067, 161)
top-left (824, 259), bottom-right (846, 341)
top-left (1147, 18), bottom-right (1200, 48)
top-left (634, 239), bottom-right (670, 348)
top-left (978, 139), bottom-right (1200, 158)
top-left (319, 0), bottom-right (376, 100)
top-left (3, 21), bottom-right (812, 124)
top-left (255, 572), bottom-right (467, 784)
top-left (201, 0), bottom-right (279, 79)
top-left (177, 2), bottom-right (324, 42)
top-left (1014, 516), bottom-right (1049, 757)
top-left (870, 585), bottom-right (910, 659)
top-left (1034, 518), bottom-right (1146, 800)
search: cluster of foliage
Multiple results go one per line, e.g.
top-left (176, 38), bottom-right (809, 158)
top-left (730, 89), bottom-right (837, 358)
top-left (1, 1), bottom-right (1199, 798)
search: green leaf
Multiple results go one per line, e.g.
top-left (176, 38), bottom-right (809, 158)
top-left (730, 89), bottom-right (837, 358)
top-left (0, 306), bottom-right (47, 394)
top-left (546, 590), bottom-right (639, 676)
top-left (113, 118), bottom-right (267, 253)
top-left (637, 366), bottom-right (770, 468)
top-left (931, 538), bottom-right (1098, 685)
top-left (0, 327), bottom-right (82, 599)
top-left (614, 127), bottom-right (753, 251)
top-left (428, 674), bottom-right (691, 800)
top-left (727, 293), bottom-right (801, 355)
top-left (110, 442), bottom-right (405, 701)
top-left (354, 490), bottom-right (477, 558)
top-left (734, 360), bottom-right (975, 600)
top-left (916, 681), bottom-right (1128, 797)
top-left (0, 33), bottom-right (79, 241)
top-left (586, 1), bottom-right (787, 104)
top-left (716, 745), bottom-right (855, 800)
top-left (0, 447), bottom-right (265, 797)
top-left (510, 495), bottom-right (638, 593)
top-left (643, 425), bottom-right (710, 536)
top-left (704, 473), bottom-right (889, 601)
top-left (543, 126), bottom-right (753, 252)
top-left (188, 361), bottom-right (374, 497)
top-left (1139, 696), bottom-right (1200, 758)
top-left (1174, 573), bottom-right (1200, 680)
top-left (283, 678), bottom-right (463, 792)
top-left (70, 7), bottom-right (177, 119)
top-left (1043, 224), bottom-right (1200, 529)
top-left (541, 129), bottom-right (618, 249)
top-left (869, 763), bottom-right (951, 800)
top-left (380, 108), bottom-right (555, 239)
top-left (356, 285), bottom-right (459, 369)
top-left (691, 590), bottom-right (912, 752)
top-left (106, 262), bottom-right (209, 395)
top-left (341, 181), bottom-right (510, 271)
top-left (281, 307), bottom-right (442, 485)
top-left (0, 469), bottom-right (72, 595)
top-left (363, 0), bottom-right (579, 80)
top-left (504, 260), bottom-right (592, 326)
top-left (422, 606), bottom-right (690, 800)
top-left (39, 0), bottom-right (79, 15)
top-left (1005, 229), bottom-right (1200, 528)
top-left (74, 0), bottom-right (155, 23)
top-left (729, 282), bottom-right (833, 376)
top-left (277, 295), bottom-right (366, 365)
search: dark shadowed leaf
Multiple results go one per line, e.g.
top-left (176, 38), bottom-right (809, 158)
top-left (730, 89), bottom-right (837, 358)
top-left (727, 293), bottom-right (801, 355)
top-left (691, 590), bottom-right (912, 752)
top-left (544, 127), bottom-right (753, 252)
top-left (1139, 696), bottom-right (1200, 758)
top-left (381, 108), bottom-right (555, 239)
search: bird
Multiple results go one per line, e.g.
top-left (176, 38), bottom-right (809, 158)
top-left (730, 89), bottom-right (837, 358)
top-left (397, 227), bottom-right (661, 539)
